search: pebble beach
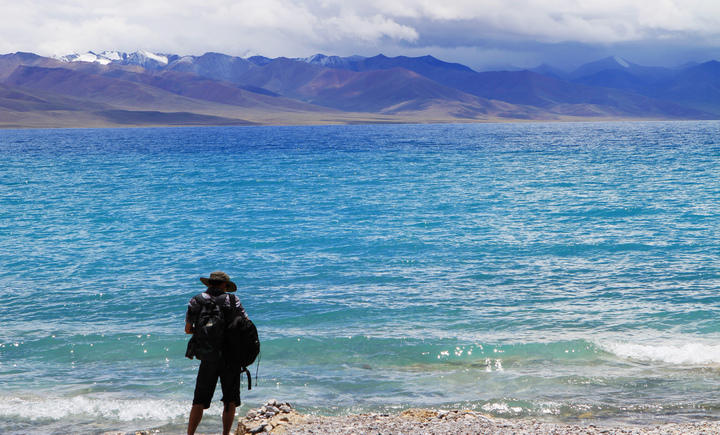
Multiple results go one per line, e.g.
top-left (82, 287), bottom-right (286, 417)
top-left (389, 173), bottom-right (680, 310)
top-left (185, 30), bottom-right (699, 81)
top-left (233, 401), bottom-right (720, 435)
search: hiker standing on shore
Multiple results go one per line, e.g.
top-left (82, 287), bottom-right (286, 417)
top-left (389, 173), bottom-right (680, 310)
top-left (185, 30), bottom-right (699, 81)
top-left (185, 271), bottom-right (248, 435)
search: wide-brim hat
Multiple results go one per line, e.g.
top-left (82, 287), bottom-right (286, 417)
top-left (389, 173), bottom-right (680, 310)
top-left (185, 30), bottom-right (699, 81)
top-left (200, 271), bottom-right (237, 292)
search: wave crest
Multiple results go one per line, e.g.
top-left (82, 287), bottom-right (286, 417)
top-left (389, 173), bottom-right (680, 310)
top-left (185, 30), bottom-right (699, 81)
top-left (602, 341), bottom-right (720, 365)
top-left (0, 394), bottom-right (188, 422)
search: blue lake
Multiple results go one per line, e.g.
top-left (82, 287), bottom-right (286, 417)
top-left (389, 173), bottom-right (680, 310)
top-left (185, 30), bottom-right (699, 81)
top-left (2, 121), bottom-right (720, 434)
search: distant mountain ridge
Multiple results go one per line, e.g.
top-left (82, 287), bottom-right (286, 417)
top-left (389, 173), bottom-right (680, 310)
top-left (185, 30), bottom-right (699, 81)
top-left (0, 50), bottom-right (718, 128)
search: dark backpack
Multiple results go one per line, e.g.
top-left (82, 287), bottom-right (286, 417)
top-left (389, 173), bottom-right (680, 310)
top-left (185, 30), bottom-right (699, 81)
top-left (224, 315), bottom-right (260, 367)
top-left (185, 293), bottom-right (227, 362)
top-left (223, 296), bottom-right (261, 389)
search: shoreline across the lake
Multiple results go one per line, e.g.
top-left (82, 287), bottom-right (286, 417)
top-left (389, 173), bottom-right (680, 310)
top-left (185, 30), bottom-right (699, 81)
top-left (231, 400), bottom-right (720, 435)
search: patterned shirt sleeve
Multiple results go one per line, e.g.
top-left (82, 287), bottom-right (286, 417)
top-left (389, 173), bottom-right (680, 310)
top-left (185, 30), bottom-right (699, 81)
top-left (225, 294), bottom-right (249, 319)
top-left (185, 294), bottom-right (203, 324)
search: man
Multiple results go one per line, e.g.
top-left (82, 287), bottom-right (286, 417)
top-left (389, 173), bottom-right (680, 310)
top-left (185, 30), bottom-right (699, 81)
top-left (185, 271), bottom-right (248, 435)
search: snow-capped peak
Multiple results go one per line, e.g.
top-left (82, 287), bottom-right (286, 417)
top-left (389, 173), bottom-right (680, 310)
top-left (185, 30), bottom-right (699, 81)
top-left (613, 56), bottom-right (630, 68)
top-left (175, 55), bottom-right (197, 64)
top-left (52, 50), bottom-right (170, 67)
top-left (134, 49), bottom-right (168, 65)
top-left (50, 53), bottom-right (77, 62)
top-left (98, 51), bottom-right (124, 62)
top-left (78, 52), bottom-right (109, 64)
top-left (52, 51), bottom-right (122, 65)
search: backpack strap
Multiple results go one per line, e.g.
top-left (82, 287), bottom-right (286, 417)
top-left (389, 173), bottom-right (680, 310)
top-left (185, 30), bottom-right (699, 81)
top-left (215, 293), bottom-right (235, 323)
top-left (193, 292), bottom-right (222, 307)
top-left (242, 367), bottom-right (252, 390)
top-left (226, 293), bottom-right (238, 316)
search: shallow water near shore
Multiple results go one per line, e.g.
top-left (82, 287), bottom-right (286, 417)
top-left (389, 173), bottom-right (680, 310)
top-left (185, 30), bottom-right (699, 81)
top-left (2, 121), bottom-right (720, 434)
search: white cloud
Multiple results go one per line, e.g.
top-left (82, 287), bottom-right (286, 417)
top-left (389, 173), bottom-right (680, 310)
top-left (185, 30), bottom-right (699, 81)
top-left (0, 0), bottom-right (719, 68)
top-left (0, 0), bottom-right (418, 57)
top-left (322, 12), bottom-right (419, 43)
top-left (349, 0), bottom-right (720, 43)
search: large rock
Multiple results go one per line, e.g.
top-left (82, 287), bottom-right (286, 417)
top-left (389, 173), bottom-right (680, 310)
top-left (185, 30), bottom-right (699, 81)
top-left (236, 400), bottom-right (307, 435)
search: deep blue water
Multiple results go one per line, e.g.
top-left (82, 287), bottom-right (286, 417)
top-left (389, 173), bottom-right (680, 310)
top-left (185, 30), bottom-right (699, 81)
top-left (2, 121), bottom-right (720, 434)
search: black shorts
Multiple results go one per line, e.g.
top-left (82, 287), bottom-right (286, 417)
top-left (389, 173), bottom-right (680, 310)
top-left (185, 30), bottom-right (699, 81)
top-left (192, 360), bottom-right (241, 409)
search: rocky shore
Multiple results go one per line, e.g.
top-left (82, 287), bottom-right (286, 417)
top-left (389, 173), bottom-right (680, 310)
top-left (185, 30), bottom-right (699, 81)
top-left (234, 401), bottom-right (720, 435)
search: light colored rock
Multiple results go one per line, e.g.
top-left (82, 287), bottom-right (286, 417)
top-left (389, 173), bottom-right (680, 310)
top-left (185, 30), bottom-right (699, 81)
top-left (237, 402), bottom-right (720, 435)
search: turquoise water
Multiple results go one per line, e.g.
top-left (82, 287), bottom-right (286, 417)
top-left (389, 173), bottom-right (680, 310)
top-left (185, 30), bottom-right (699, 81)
top-left (2, 121), bottom-right (720, 434)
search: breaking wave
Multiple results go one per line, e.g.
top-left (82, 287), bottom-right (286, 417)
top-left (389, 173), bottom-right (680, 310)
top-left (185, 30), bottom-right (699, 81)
top-left (601, 341), bottom-right (720, 365)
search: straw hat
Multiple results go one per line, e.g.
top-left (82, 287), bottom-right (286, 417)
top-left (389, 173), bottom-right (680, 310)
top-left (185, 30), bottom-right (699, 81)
top-left (199, 271), bottom-right (237, 292)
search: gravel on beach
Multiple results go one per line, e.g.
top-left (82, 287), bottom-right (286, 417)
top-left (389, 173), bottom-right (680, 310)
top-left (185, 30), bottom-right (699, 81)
top-left (235, 401), bottom-right (720, 435)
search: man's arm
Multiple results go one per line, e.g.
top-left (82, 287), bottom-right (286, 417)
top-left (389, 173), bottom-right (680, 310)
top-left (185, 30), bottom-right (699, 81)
top-left (185, 295), bottom-right (199, 334)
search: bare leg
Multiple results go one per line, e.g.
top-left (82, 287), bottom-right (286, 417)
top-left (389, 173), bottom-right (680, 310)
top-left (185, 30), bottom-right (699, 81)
top-left (187, 404), bottom-right (204, 435)
top-left (222, 402), bottom-right (237, 435)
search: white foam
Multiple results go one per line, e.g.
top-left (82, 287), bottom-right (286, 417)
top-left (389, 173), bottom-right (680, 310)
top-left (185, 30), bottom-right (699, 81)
top-left (602, 341), bottom-right (720, 365)
top-left (481, 402), bottom-right (523, 414)
top-left (0, 394), bottom-right (188, 422)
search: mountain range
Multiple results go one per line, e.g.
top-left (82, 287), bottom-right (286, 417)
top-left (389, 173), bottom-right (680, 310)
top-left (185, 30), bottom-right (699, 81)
top-left (0, 49), bottom-right (718, 128)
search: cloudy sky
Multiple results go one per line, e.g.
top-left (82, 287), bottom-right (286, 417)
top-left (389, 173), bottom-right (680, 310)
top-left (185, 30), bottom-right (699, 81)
top-left (1, 0), bottom-right (719, 71)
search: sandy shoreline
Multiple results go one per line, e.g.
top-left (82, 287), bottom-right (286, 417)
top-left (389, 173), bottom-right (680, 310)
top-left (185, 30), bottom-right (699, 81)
top-left (230, 401), bottom-right (720, 435)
